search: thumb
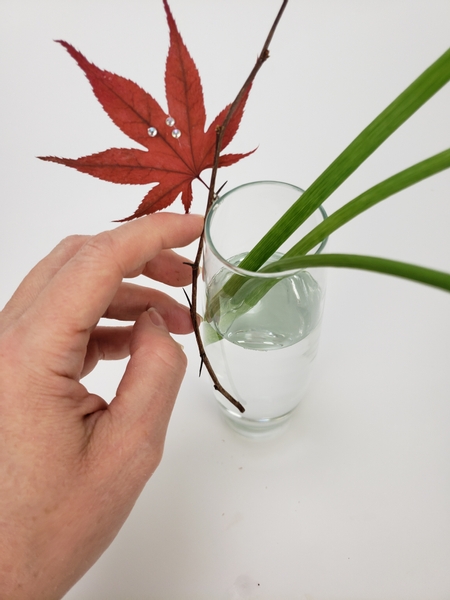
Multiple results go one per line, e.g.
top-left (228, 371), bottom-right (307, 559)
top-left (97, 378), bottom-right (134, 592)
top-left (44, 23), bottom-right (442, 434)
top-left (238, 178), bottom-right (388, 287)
top-left (106, 307), bottom-right (187, 467)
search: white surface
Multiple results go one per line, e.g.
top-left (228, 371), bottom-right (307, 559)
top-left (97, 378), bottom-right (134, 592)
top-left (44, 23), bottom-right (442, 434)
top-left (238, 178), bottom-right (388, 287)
top-left (1, 1), bottom-right (450, 598)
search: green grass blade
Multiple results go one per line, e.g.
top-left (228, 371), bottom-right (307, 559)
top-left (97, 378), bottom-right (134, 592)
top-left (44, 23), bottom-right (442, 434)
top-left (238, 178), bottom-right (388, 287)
top-left (206, 253), bottom-right (450, 329)
top-left (286, 148), bottom-right (450, 256)
top-left (211, 146), bottom-right (450, 321)
top-left (261, 254), bottom-right (450, 292)
top-left (235, 47), bottom-right (450, 273)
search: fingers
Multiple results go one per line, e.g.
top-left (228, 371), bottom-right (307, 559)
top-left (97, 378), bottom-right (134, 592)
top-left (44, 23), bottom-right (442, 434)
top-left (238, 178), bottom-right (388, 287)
top-left (81, 282), bottom-right (194, 377)
top-left (2, 232), bottom-right (193, 330)
top-left (103, 282), bottom-right (193, 333)
top-left (0, 235), bottom-right (88, 332)
top-left (1, 226), bottom-right (196, 337)
top-left (44, 213), bottom-right (201, 326)
top-left (19, 213), bottom-right (202, 370)
top-left (81, 326), bottom-right (133, 378)
top-left (141, 249), bottom-right (194, 287)
top-left (96, 309), bottom-right (187, 472)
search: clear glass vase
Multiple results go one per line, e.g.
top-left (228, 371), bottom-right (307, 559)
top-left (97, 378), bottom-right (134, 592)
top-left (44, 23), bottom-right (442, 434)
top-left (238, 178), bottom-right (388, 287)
top-left (201, 181), bottom-right (327, 436)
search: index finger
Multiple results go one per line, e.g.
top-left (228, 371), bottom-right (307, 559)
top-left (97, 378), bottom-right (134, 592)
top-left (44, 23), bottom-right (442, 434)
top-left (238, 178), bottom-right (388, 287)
top-left (22, 212), bottom-right (203, 346)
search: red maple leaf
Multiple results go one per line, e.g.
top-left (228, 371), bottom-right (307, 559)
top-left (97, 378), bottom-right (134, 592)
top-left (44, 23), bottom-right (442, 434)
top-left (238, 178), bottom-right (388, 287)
top-left (39, 0), bottom-right (254, 220)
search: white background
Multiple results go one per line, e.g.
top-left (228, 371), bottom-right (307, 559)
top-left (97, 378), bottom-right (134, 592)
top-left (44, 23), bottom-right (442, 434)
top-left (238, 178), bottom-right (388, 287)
top-left (1, 1), bottom-right (450, 598)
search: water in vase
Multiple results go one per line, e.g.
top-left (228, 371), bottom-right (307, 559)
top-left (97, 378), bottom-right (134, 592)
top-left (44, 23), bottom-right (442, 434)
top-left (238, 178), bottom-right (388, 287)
top-left (203, 254), bottom-right (325, 430)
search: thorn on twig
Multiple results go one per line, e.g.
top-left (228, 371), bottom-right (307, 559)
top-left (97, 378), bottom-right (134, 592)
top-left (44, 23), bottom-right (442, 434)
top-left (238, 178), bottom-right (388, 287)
top-left (183, 261), bottom-right (200, 281)
top-left (216, 181), bottom-right (228, 196)
top-left (182, 287), bottom-right (192, 309)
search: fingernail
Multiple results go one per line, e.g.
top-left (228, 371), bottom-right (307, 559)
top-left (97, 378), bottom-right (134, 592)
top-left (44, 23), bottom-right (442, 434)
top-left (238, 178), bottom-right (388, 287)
top-left (147, 308), bottom-right (168, 330)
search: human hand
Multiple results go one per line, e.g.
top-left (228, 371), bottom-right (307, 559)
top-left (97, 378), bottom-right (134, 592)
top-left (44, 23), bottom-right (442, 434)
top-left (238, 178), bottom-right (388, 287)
top-left (0, 212), bottom-right (203, 599)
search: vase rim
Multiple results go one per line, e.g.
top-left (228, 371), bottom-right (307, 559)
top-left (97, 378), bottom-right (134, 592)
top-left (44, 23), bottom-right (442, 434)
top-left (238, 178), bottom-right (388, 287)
top-left (205, 180), bottom-right (328, 279)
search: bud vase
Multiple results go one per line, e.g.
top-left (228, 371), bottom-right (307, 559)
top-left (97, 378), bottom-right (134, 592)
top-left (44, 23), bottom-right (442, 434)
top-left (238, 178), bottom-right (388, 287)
top-left (201, 181), bottom-right (328, 436)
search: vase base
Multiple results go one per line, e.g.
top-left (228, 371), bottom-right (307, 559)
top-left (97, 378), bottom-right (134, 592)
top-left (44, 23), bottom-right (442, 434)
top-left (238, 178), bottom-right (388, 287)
top-left (218, 404), bottom-right (296, 438)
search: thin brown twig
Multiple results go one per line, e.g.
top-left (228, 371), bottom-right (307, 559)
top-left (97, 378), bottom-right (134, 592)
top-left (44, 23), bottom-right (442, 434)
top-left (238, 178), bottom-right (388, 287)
top-left (189, 0), bottom-right (290, 414)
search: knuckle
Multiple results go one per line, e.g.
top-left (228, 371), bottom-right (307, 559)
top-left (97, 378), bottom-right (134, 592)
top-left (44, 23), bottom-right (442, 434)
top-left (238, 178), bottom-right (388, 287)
top-left (82, 230), bottom-right (116, 257)
top-left (79, 231), bottom-right (124, 274)
top-left (55, 234), bottom-right (89, 258)
top-left (58, 234), bottom-right (87, 250)
top-left (153, 337), bottom-right (187, 375)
